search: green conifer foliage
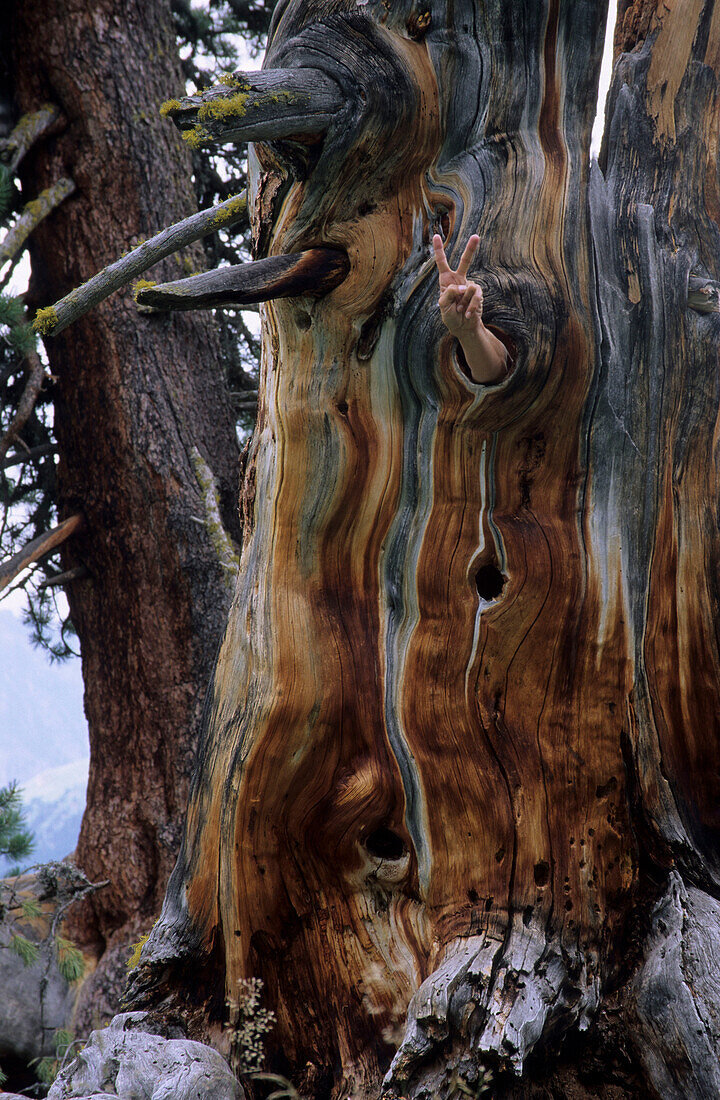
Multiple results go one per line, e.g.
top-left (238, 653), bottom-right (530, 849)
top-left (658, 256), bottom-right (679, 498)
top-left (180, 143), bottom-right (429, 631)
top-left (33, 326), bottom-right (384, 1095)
top-left (0, 782), bottom-right (34, 869)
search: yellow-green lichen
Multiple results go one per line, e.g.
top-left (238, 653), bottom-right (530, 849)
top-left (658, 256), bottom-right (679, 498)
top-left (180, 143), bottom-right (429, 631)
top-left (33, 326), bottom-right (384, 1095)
top-left (182, 125), bottom-right (212, 149)
top-left (132, 278), bottom-right (157, 301)
top-left (191, 447), bottom-right (240, 587)
top-left (159, 98), bottom-right (183, 117)
top-left (126, 933), bottom-right (150, 971)
top-left (209, 193), bottom-right (247, 230)
top-left (218, 72), bottom-right (247, 88)
top-left (32, 305), bottom-right (58, 335)
top-left (197, 90), bottom-right (250, 124)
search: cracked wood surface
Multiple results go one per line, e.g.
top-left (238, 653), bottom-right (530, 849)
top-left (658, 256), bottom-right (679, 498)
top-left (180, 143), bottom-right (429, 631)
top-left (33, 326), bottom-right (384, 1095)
top-left (129, 2), bottom-right (720, 1097)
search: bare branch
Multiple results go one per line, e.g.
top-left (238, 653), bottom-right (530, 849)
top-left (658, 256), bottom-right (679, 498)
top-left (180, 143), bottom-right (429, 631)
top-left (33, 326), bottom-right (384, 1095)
top-left (1, 443), bottom-right (56, 470)
top-left (32, 192), bottom-right (248, 337)
top-left (162, 69), bottom-right (344, 149)
top-left (37, 565), bottom-right (89, 590)
top-left (0, 513), bottom-right (84, 594)
top-left (0, 105), bottom-right (59, 174)
top-left (0, 350), bottom-right (45, 464)
top-left (135, 248), bottom-right (350, 311)
top-left (0, 177), bottom-right (75, 268)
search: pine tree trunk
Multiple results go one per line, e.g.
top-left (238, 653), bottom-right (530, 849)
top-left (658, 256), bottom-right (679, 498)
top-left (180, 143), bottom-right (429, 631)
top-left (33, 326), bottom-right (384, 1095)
top-left (124, 1), bottom-right (720, 1096)
top-left (9, 0), bottom-right (241, 1029)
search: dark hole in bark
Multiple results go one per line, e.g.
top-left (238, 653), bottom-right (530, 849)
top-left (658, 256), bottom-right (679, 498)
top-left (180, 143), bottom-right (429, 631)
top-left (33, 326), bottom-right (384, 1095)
top-left (534, 860), bottom-right (550, 887)
top-left (523, 905), bottom-right (534, 927)
top-left (475, 563), bottom-right (506, 601)
top-left (484, 895), bottom-right (494, 911)
top-left (357, 307), bottom-right (386, 361)
top-left (468, 888), bottom-right (480, 904)
top-left (596, 775), bottom-right (618, 799)
top-left (364, 827), bottom-right (406, 861)
top-left (296, 310), bottom-right (311, 330)
top-left (337, 400), bottom-right (349, 416)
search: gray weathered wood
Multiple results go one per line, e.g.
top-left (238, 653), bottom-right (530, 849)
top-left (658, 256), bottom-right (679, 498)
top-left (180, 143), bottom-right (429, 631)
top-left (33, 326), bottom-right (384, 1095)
top-left (135, 248), bottom-right (350, 310)
top-left (163, 68), bottom-right (344, 147)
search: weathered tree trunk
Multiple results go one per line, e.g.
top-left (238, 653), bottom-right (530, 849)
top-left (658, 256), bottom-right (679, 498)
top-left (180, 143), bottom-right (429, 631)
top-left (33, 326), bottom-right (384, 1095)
top-left (128, 1), bottom-right (720, 1097)
top-left (9, 0), bottom-right (240, 1027)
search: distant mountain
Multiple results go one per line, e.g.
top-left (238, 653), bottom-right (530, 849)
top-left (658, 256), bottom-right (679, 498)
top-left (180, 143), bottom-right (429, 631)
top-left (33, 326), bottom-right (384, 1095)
top-left (0, 609), bottom-right (89, 787)
top-left (20, 758), bottom-right (89, 865)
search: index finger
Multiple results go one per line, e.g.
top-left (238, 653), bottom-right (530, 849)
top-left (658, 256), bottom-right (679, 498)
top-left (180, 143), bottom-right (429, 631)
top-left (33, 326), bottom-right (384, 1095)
top-left (456, 234), bottom-right (480, 279)
top-left (432, 234), bottom-right (451, 276)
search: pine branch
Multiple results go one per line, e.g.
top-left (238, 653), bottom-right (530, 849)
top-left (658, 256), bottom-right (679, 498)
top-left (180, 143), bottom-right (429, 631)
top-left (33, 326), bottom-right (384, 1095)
top-left (32, 192), bottom-right (248, 337)
top-left (0, 513), bottom-right (84, 594)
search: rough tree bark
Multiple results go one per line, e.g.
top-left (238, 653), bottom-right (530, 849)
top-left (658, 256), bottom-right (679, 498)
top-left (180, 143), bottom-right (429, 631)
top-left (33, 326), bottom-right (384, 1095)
top-left (122, 1), bottom-right (720, 1097)
top-left (8, 0), bottom-right (241, 1027)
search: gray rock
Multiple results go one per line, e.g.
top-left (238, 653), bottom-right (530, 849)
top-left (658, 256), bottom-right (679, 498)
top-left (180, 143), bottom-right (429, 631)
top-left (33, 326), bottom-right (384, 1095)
top-left (0, 872), bottom-right (78, 1062)
top-left (48, 1012), bottom-right (243, 1100)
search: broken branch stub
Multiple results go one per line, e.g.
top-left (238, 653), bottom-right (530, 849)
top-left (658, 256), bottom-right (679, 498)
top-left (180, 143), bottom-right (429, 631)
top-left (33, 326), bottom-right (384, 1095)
top-left (162, 68), bottom-right (344, 148)
top-left (134, 248), bottom-right (350, 310)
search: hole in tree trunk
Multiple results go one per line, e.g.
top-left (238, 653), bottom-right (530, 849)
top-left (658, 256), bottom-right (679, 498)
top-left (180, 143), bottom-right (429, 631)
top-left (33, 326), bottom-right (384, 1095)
top-left (475, 563), bottom-right (506, 601)
top-left (364, 826), bottom-right (406, 861)
top-left (534, 860), bottom-right (550, 887)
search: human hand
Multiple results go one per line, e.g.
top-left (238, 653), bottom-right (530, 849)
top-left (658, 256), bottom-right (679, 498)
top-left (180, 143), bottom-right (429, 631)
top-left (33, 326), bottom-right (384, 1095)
top-left (432, 232), bottom-right (509, 384)
top-left (432, 233), bottom-right (484, 339)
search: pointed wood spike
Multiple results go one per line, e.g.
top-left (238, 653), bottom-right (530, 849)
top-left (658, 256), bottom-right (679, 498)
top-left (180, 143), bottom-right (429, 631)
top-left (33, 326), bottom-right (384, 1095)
top-left (135, 249), bottom-right (350, 311)
top-left (161, 69), bottom-right (345, 148)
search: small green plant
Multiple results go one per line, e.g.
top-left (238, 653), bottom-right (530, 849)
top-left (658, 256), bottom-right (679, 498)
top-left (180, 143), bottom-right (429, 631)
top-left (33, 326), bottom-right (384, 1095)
top-left (9, 930), bottom-right (40, 966)
top-left (56, 936), bottom-right (85, 983)
top-left (31, 1026), bottom-right (75, 1086)
top-left (226, 976), bottom-right (276, 1075)
top-left (252, 1071), bottom-right (303, 1099)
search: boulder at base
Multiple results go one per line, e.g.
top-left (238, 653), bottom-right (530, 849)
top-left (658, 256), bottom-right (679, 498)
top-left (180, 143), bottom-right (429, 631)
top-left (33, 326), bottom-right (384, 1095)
top-left (48, 1012), bottom-right (243, 1100)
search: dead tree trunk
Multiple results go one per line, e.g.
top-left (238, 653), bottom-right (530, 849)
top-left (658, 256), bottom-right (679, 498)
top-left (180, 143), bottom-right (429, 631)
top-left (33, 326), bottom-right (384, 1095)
top-left (128, 1), bottom-right (720, 1096)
